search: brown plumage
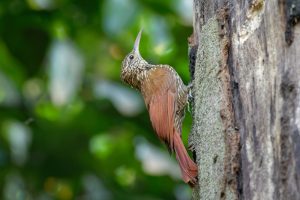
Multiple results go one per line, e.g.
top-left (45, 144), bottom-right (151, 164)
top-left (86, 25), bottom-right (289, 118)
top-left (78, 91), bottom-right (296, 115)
top-left (121, 30), bottom-right (198, 186)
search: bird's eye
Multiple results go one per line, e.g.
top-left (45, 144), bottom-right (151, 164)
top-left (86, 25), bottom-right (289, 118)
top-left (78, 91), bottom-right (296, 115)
top-left (129, 55), bottom-right (134, 60)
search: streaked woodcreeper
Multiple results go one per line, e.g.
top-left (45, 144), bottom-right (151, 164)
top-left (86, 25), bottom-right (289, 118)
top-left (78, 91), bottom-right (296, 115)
top-left (120, 29), bottom-right (198, 186)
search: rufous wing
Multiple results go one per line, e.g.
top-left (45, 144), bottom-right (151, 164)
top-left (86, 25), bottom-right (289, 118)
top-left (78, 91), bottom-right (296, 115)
top-left (142, 67), bottom-right (177, 151)
top-left (141, 67), bottom-right (198, 186)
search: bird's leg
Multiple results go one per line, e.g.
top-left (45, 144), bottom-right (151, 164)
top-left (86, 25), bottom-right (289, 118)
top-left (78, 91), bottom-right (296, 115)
top-left (187, 82), bottom-right (194, 113)
top-left (187, 82), bottom-right (194, 102)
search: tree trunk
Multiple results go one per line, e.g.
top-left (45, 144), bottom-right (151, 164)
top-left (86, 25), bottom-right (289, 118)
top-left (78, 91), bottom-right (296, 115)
top-left (188, 0), bottom-right (300, 199)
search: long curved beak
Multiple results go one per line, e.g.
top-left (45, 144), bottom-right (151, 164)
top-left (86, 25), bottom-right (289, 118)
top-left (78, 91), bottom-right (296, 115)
top-left (133, 28), bottom-right (143, 54)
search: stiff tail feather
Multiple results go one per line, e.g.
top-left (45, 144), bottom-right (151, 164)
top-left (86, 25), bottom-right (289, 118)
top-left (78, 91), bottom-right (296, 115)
top-left (173, 133), bottom-right (198, 187)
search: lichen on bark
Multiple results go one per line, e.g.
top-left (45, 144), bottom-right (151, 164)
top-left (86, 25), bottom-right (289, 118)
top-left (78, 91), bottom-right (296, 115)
top-left (189, 16), bottom-right (227, 200)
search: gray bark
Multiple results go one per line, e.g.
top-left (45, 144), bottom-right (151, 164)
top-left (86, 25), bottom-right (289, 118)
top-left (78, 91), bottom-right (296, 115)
top-left (189, 0), bottom-right (300, 199)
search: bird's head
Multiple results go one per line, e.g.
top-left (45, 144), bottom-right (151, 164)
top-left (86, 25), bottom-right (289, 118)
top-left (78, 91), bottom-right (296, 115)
top-left (121, 29), bottom-right (149, 86)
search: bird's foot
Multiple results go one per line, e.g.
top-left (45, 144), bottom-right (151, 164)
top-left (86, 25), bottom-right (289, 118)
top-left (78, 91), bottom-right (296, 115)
top-left (187, 82), bottom-right (194, 113)
top-left (187, 82), bottom-right (194, 103)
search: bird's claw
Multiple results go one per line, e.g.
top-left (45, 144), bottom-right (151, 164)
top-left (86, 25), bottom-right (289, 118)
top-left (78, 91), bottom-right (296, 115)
top-left (187, 82), bottom-right (194, 113)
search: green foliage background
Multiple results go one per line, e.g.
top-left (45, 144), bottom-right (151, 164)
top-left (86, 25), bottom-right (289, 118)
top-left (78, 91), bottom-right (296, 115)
top-left (0, 0), bottom-right (193, 199)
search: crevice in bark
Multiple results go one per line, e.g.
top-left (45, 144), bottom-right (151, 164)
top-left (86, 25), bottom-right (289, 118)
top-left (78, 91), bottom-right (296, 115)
top-left (285, 0), bottom-right (300, 44)
top-left (217, 6), bottom-right (240, 199)
top-left (280, 71), bottom-right (297, 199)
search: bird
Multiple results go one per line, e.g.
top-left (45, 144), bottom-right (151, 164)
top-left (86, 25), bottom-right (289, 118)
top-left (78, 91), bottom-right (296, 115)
top-left (121, 29), bottom-right (198, 186)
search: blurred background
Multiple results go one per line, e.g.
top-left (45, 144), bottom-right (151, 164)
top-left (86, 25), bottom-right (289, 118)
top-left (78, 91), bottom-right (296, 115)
top-left (0, 0), bottom-right (193, 199)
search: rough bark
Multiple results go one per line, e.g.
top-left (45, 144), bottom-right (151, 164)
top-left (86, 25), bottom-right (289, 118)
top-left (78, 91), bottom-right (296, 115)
top-left (189, 0), bottom-right (300, 199)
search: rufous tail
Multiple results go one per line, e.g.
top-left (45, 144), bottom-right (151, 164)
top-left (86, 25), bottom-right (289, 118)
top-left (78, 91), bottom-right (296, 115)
top-left (174, 133), bottom-right (198, 187)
